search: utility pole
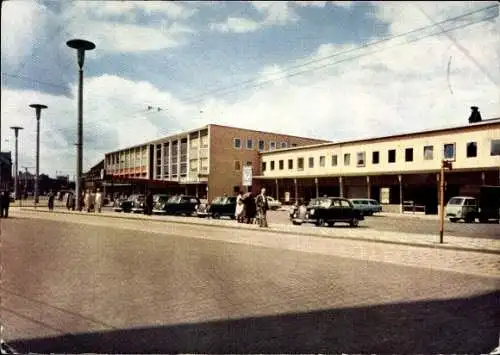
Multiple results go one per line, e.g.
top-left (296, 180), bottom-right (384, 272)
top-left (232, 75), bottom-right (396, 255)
top-left (10, 126), bottom-right (24, 200)
top-left (439, 159), bottom-right (453, 243)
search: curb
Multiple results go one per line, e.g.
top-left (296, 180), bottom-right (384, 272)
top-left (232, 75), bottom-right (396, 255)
top-left (17, 208), bottom-right (500, 256)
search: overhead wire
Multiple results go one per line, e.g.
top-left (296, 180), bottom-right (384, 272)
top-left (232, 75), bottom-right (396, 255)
top-left (178, 4), bottom-right (498, 104)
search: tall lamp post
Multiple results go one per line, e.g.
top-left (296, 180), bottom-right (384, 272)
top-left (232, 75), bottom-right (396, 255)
top-left (9, 126), bottom-right (24, 201)
top-left (66, 38), bottom-right (95, 211)
top-left (29, 104), bottom-right (47, 205)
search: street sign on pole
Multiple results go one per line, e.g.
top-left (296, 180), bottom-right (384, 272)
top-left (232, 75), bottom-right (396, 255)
top-left (242, 166), bottom-right (252, 186)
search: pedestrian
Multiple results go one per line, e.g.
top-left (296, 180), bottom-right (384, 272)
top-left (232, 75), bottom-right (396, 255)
top-left (84, 189), bottom-right (91, 212)
top-left (48, 190), bottom-right (55, 211)
top-left (255, 188), bottom-right (269, 228)
top-left (0, 191), bottom-right (10, 218)
top-left (95, 188), bottom-right (103, 213)
top-left (235, 191), bottom-right (245, 222)
top-left (145, 192), bottom-right (154, 215)
top-left (243, 192), bottom-right (256, 224)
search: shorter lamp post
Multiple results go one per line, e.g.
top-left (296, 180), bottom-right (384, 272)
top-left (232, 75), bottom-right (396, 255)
top-left (29, 104), bottom-right (48, 205)
top-left (9, 126), bottom-right (23, 201)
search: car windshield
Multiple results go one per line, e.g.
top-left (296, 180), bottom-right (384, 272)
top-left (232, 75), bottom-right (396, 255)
top-left (212, 197), bottom-right (226, 204)
top-left (318, 199), bottom-right (332, 208)
top-left (167, 196), bottom-right (181, 203)
top-left (369, 200), bottom-right (379, 205)
top-left (448, 197), bottom-right (464, 205)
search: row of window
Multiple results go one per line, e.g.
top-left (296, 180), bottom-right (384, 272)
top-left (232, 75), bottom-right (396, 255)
top-left (234, 138), bottom-right (298, 151)
top-left (262, 140), bottom-right (500, 171)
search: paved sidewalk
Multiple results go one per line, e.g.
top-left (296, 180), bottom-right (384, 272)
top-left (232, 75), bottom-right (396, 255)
top-left (13, 207), bottom-right (500, 255)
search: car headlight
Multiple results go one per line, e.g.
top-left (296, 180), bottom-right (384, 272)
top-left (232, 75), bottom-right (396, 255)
top-left (310, 209), bottom-right (315, 215)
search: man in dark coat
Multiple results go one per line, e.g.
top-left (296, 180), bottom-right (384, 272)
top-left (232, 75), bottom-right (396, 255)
top-left (145, 192), bottom-right (154, 215)
top-left (0, 191), bottom-right (10, 218)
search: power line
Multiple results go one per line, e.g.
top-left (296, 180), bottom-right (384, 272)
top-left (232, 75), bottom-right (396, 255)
top-left (179, 4), bottom-right (498, 104)
top-left (415, 3), bottom-right (499, 88)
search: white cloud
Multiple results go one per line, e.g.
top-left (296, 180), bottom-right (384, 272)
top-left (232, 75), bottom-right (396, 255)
top-left (251, 1), bottom-right (299, 25)
top-left (1, 0), bottom-right (49, 68)
top-left (294, 1), bottom-right (329, 8)
top-left (210, 17), bottom-right (262, 33)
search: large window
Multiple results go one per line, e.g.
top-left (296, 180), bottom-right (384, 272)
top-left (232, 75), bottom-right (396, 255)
top-left (269, 141), bottom-right (276, 151)
top-left (234, 138), bottom-right (241, 149)
top-left (344, 153), bottom-right (351, 166)
top-left (424, 145), bottom-right (434, 160)
top-left (491, 139), bottom-right (500, 156)
top-left (331, 154), bottom-right (338, 166)
top-left (234, 160), bottom-right (241, 171)
top-left (444, 143), bottom-right (456, 160)
top-left (279, 160), bottom-right (284, 170)
top-left (466, 142), bottom-right (477, 158)
top-left (319, 156), bottom-right (326, 167)
top-left (405, 148), bottom-right (413, 162)
top-left (270, 161), bottom-right (275, 170)
top-left (308, 157), bottom-right (314, 168)
top-left (357, 152), bottom-right (366, 167)
top-left (388, 149), bottom-right (396, 163)
top-left (258, 140), bottom-right (265, 152)
top-left (246, 138), bottom-right (253, 150)
top-left (297, 157), bottom-right (304, 170)
top-left (262, 162), bottom-right (266, 171)
top-left (288, 159), bottom-right (293, 169)
top-left (281, 142), bottom-right (288, 149)
top-left (372, 151), bottom-right (380, 164)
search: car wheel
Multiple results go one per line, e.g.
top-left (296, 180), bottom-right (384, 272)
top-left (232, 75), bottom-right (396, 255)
top-left (449, 218), bottom-right (458, 223)
top-left (349, 218), bottom-right (359, 227)
top-left (213, 212), bottom-right (221, 219)
top-left (316, 218), bottom-right (326, 227)
top-left (464, 214), bottom-right (475, 223)
top-left (327, 222), bottom-right (334, 227)
top-left (230, 215), bottom-right (236, 220)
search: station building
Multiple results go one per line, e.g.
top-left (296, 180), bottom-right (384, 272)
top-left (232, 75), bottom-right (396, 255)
top-left (102, 124), bottom-right (328, 200)
top-left (256, 116), bottom-right (500, 214)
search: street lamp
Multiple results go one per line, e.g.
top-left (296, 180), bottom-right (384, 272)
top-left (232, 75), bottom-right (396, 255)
top-left (29, 104), bottom-right (47, 205)
top-left (66, 38), bottom-right (95, 211)
top-left (9, 126), bottom-right (24, 200)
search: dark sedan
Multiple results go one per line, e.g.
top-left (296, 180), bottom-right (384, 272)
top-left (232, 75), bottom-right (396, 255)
top-left (159, 195), bottom-right (200, 216)
top-left (114, 194), bottom-right (144, 213)
top-left (292, 197), bottom-right (364, 227)
top-left (152, 195), bottom-right (172, 215)
top-left (197, 196), bottom-right (237, 219)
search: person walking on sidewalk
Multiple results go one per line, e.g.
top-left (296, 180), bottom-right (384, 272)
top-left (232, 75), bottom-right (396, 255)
top-left (48, 191), bottom-right (55, 211)
top-left (255, 188), bottom-right (269, 228)
top-left (95, 188), bottom-right (103, 213)
top-left (0, 191), bottom-right (10, 218)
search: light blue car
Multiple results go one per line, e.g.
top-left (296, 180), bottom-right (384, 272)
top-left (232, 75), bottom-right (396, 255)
top-left (349, 199), bottom-right (382, 216)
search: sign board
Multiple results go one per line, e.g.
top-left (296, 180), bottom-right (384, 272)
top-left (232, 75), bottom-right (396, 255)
top-left (242, 166), bottom-right (252, 186)
top-left (380, 187), bottom-right (390, 204)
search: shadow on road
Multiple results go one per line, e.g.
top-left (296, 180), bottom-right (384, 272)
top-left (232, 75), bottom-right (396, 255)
top-left (8, 291), bottom-right (499, 354)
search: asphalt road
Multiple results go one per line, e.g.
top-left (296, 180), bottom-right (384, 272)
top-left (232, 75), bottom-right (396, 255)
top-left (1, 215), bottom-right (499, 353)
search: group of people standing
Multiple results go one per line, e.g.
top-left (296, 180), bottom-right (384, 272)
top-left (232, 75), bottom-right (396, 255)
top-left (235, 188), bottom-right (270, 228)
top-left (63, 188), bottom-right (103, 213)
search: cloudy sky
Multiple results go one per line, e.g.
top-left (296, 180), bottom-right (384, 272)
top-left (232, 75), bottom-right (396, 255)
top-left (1, 0), bottom-right (499, 177)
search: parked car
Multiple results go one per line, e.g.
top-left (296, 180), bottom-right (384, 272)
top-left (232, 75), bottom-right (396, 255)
top-left (445, 192), bottom-right (500, 224)
top-left (292, 197), bottom-right (364, 227)
top-left (349, 198), bottom-right (382, 216)
top-left (266, 196), bottom-right (282, 210)
top-left (162, 195), bottom-right (200, 216)
top-left (198, 196), bottom-right (237, 219)
top-left (113, 197), bottom-right (128, 212)
top-left (129, 195), bottom-right (146, 213)
top-left (152, 195), bottom-right (172, 215)
top-left (114, 194), bottom-right (144, 213)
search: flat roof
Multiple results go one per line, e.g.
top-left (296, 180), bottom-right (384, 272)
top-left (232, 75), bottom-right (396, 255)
top-left (105, 122), bottom-right (330, 155)
top-left (261, 117), bottom-right (500, 155)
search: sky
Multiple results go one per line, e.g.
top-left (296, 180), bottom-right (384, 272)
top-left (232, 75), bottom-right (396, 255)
top-left (1, 0), bottom-right (499, 178)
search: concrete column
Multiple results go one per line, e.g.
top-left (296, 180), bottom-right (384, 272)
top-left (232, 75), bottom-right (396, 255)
top-left (436, 172), bottom-right (440, 214)
top-left (294, 178), bottom-right (298, 204)
top-left (275, 178), bottom-right (279, 200)
top-left (481, 171), bottom-right (485, 185)
top-left (177, 139), bottom-right (181, 182)
top-left (398, 174), bottom-right (403, 214)
top-left (160, 143), bottom-right (165, 180)
top-left (366, 176), bottom-right (371, 199)
top-left (186, 134), bottom-right (190, 181)
top-left (314, 177), bottom-right (319, 198)
top-left (168, 140), bottom-right (172, 180)
top-left (339, 176), bottom-right (344, 198)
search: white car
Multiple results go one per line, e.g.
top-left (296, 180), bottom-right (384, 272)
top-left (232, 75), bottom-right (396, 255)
top-left (266, 196), bottom-right (282, 210)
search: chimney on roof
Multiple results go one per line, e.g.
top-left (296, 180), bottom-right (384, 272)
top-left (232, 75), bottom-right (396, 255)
top-left (469, 106), bottom-right (482, 124)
